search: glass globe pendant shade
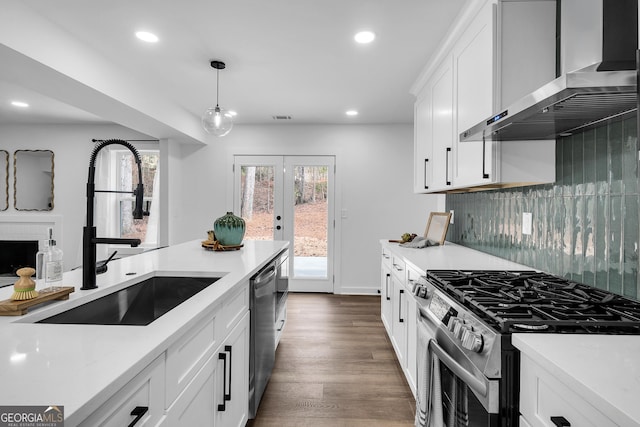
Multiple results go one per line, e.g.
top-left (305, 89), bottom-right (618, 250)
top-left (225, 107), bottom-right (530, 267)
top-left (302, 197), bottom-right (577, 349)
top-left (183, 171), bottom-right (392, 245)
top-left (202, 105), bottom-right (234, 137)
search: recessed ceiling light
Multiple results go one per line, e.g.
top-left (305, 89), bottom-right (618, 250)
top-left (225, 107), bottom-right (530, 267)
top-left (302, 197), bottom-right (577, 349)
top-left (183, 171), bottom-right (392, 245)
top-left (354, 31), bottom-right (375, 44)
top-left (346, 110), bottom-right (358, 116)
top-left (135, 31), bottom-right (159, 43)
top-left (11, 101), bottom-right (29, 108)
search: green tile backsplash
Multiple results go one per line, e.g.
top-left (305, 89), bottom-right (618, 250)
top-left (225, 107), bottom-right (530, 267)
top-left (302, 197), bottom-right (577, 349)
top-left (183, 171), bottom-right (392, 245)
top-left (446, 116), bottom-right (639, 300)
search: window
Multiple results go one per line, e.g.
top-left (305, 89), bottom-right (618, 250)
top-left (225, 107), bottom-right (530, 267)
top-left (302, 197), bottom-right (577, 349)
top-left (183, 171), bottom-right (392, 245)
top-left (113, 149), bottom-right (159, 245)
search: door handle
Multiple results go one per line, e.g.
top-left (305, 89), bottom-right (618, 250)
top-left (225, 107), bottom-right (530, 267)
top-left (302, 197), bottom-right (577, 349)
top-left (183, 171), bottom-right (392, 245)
top-left (224, 345), bottom-right (232, 401)
top-left (218, 352), bottom-right (227, 411)
top-left (424, 158), bottom-right (429, 189)
top-left (127, 406), bottom-right (148, 427)
top-left (445, 147), bottom-right (452, 186)
top-left (550, 416), bottom-right (571, 427)
top-left (482, 134), bottom-right (489, 179)
top-left (386, 273), bottom-right (390, 301)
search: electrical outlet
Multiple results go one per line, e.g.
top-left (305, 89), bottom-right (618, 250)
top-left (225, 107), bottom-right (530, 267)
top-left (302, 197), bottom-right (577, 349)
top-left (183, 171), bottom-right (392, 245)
top-left (449, 210), bottom-right (454, 224)
top-left (522, 212), bottom-right (532, 235)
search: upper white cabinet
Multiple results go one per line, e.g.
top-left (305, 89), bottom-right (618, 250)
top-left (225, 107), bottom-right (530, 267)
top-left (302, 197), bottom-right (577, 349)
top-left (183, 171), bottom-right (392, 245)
top-left (413, 0), bottom-right (557, 193)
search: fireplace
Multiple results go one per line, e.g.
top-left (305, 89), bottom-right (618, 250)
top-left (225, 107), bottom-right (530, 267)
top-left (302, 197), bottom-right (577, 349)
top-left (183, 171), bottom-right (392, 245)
top-left (0, 215), bottom-right (62, 288)
top-left (0, 240), bottom-right (38, 275)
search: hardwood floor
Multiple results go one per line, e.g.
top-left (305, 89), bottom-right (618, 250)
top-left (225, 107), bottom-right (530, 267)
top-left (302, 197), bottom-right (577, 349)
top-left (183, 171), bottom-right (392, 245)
top-left (247, 293), bottom-right (415, 427)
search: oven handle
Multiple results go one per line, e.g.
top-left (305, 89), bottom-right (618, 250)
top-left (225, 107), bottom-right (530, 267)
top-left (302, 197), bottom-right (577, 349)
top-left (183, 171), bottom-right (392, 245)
top-left (428, 339), bottom-right (487, 398)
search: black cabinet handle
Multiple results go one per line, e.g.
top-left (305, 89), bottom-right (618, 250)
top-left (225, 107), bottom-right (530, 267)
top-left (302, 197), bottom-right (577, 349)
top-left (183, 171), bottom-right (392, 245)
top-left (218, 352), bottom-right (227, 411)
top-left (276, 225), bottom-right (282, 230)
top-left (482, 135), bottom-right (489, 179)
top-left (424, 158), bottom-right (429, 189)
top-left (225, 345), bottom-right (233, 402)
top-left (445, 147), bottom-right (452, 186)
top-left (386, 274), bottom-right (391, 301)
top-left (277, 318), bottom-right (285, 332)
top-left (127, 406), bottom-right (148, 427)
top-left (399, 289), bottom-right (405, 323)
top-left (550, 416), bottom-right (571, 427)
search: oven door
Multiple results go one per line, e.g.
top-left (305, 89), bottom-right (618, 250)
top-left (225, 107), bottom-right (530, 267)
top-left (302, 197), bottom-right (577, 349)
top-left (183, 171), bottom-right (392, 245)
top-left (417, 310), bottom-right (500, 427)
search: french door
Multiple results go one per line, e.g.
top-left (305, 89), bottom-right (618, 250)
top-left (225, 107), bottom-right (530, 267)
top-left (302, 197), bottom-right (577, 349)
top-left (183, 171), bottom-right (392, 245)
top-left (233, 155), bottom-right (335, 293)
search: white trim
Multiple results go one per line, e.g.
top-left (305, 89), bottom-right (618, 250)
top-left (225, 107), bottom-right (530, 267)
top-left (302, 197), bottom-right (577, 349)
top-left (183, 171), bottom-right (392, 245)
top-left (0, 214), bottom-right (63, 245)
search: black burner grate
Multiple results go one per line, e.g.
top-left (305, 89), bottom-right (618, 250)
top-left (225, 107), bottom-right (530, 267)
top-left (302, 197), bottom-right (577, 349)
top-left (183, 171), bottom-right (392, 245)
top-left (426, 270), bottom-right (640, 334)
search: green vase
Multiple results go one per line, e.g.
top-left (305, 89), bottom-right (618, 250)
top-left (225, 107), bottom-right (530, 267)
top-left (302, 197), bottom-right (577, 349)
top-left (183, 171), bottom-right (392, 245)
top-left (214, 212), bottom-right (246, 246)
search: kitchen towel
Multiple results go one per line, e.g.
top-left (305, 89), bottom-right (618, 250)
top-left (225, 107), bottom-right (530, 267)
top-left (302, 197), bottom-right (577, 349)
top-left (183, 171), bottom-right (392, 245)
top-left (415, 322), bottom-right (444, 427)
top-left (401, 236), bottom-right (439, 249)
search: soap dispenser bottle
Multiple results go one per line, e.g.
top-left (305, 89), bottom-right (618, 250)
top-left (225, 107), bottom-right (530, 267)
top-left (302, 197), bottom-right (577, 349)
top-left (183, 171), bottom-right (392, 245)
top-left (35, 239), bottom-right (49, 291)
top-left (44, 228), bottom-right (63, 291)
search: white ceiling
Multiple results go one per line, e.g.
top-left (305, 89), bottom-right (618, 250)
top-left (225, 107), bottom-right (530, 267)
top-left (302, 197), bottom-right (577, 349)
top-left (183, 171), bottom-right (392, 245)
top-left (1, 0), bottom-right (466, 133)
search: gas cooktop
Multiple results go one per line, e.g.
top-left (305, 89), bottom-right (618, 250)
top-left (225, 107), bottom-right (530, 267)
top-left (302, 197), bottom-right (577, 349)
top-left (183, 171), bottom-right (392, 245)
top-left (426, 270), bottom-right (640, 334)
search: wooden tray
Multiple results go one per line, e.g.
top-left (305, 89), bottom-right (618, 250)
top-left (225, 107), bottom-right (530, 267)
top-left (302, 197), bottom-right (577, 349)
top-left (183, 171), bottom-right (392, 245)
top-left (201, 240), bottom-right (244, 251)
top-left (0, 286), bottom-right (75, 316)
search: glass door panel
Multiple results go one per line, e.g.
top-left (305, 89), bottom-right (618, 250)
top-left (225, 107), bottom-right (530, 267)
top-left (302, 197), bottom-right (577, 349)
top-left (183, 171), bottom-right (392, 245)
top-left (234, 155), bottom-right (334, 293)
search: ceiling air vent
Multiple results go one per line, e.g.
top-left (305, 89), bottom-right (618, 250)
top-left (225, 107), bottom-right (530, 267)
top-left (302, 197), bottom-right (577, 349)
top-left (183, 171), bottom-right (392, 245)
top-left (272, 115), bottom-right (292, 120)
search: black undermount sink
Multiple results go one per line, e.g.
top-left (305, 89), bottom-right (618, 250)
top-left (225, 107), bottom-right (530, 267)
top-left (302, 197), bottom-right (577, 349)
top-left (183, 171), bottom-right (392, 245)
top-left (38, 276), bottom-right (221, 326)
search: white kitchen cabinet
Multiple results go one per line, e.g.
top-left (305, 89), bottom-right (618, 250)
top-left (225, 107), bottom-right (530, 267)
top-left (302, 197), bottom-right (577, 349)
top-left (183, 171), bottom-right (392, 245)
top-left (520, 354), bottom-right (618, 427)
top-left (162, 312), bottom-right (249, 427)
top-left (80, 282), bottom-right (250, 427)
top-left (380, 246), bottom-right (393, 333)
top-left (215, 311), bottom-right (249, 427)
top-left (413, 88), bottom-right (432, 192)
top-left (78, 355), bottom-right (165, 427)
top-left (380, 245), bottom-right (422, 397)
top-left (404, 265), bottom-right (421, 397)
top-left (413, 0), bottom-right (556, 193)
top-left (452, 0), bottom-right (495, 188)
top-left (390, 268), bottom-right (407, 369)
top-left (413, 55), bottom-right (454, 193)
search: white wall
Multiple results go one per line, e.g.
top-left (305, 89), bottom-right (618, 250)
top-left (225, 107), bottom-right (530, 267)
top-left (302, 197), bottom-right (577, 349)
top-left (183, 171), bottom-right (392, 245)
top-left (0, 123), bottom-right (154, 270)
top-left (177, 124), bottom-right (444, 294)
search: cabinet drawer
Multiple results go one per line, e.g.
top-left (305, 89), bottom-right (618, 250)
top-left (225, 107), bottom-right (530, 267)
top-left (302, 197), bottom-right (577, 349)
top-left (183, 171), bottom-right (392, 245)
top-left (79, 355), bottom-right (165, 427)
top-left (219, 283), bottom-right (249, 337)
top-left (390, 256), bottom-right (406, 281)
top-left (520, 355), bottom-right (618, 427)
top-left (166, 313), bottom-right (218, 407)
top-left (381, 247), bottom-right (393, 269)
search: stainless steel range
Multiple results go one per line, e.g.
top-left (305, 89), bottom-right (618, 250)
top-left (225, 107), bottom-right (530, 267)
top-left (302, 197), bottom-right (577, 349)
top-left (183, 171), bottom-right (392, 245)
top-left (415, 270), bottom-right (640, 427)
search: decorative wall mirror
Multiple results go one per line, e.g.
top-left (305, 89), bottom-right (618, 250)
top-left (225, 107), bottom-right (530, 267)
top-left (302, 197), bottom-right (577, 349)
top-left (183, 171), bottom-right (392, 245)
top-left (424, 211), bottom-right (452, 245)
top-left (0, 150), bottom-right (8, 211)
top-left (14, 150), bottom-right (54, 211)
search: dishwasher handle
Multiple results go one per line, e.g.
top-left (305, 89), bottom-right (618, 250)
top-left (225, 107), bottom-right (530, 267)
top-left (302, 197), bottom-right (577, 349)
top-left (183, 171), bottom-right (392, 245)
top-left (253, 265), bottom-right (276, 288)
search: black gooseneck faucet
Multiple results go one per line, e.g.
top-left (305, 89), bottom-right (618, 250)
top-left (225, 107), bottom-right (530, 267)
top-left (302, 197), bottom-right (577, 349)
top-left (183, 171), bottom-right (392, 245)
top-left (82, 139), bottom-right (144, 290)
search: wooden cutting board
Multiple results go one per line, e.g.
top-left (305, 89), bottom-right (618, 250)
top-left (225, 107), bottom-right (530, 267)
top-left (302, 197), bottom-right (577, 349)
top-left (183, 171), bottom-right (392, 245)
top-left (0, 286), bottom-right (74, 316)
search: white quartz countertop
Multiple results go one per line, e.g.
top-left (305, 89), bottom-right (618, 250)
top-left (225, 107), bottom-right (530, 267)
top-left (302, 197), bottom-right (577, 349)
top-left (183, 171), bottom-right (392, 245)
top-left (380, 240), bottom-right (533, 273)
top-left (513, 334), bottom-right (640, 426)
top-left (0, 239), bottom-right (287, 425)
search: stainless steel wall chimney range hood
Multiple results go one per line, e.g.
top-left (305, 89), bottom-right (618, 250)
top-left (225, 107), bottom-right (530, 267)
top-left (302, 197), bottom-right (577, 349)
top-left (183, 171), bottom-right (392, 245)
top-left (461, 0), bottom-right (638, 142)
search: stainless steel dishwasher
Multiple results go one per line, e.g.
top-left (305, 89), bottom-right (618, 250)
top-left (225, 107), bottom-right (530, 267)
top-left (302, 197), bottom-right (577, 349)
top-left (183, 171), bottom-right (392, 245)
top-left (248, 256), bottom-right (278, 419)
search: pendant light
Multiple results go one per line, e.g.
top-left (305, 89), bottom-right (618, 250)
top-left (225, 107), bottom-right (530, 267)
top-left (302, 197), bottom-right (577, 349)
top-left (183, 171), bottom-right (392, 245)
top-left (202, 60), bottom-right (234, 137)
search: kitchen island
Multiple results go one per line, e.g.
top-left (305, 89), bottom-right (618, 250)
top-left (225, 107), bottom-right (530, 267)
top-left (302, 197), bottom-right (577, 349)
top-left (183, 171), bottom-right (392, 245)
top-left (0, 239), bottom-right (288, 426)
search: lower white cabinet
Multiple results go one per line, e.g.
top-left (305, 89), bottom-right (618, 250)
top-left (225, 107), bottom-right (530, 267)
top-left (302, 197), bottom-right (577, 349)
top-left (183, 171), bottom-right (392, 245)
top-left (162, 312), bottom-right (249, 427)
top-left (78, 355), bottom-right (165, 427)
top-left (520, 354), bottom-right (618, 427)
top-left (380, 246), bottom-right (421, 398)
top-left (380, 247), bottom-right (393, 332)
top-left (79, 283), bottom-right (250, 427)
